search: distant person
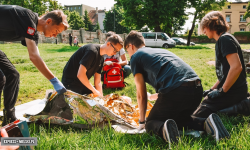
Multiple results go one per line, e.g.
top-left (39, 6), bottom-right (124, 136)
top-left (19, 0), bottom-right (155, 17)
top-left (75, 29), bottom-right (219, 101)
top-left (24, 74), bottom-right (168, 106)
top-left (124, 31), bottom-right (230, 146)
top-left (102, 31), bottom-right (131, 79)
top-left (0, 5), bottom-right (68, 126)
top-left (62, 34), bottom-right (124, 96)
top-left (69, 33), bottom-right (72, 46)
top-left (74, 36), bottom-right (78, 46)
top-left (192, 11), bottom-right (248, 117)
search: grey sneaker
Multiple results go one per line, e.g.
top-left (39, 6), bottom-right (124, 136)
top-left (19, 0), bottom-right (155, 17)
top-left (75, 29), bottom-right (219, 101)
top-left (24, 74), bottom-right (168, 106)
top-left (162, 119), bottom-right (180, 148)
top-left (205, 113), bottom-right (230, 142)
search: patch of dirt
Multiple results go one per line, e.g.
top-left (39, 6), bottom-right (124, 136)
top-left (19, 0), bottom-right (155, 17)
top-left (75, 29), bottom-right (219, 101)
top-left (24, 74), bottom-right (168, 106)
top-left (207, 61), bottom-right (215, 66)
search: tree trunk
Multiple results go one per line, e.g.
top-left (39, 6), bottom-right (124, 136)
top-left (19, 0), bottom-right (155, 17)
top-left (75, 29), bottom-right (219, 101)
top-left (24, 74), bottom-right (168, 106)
top-left (187, 11), bottom-right (197, 46)
top-left (154, 22), bottom-right (161, 32)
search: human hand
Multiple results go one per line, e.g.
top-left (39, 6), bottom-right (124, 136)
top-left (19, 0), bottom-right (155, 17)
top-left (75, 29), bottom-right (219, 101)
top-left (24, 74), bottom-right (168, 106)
top-left (0, 129), bottom-right (19, 150)
top-left (147, 92), bottom-right (158, 101)
top-left (207, 88), bottom-right (225, 99)
top-left (49, 77), bottom-right (67, 94)
top-left (105, 61), bottom-right (113, 66)
top-left (93, 90), bottom-right (103, 97)
top-left (203, 89), bottom-right (212, 97)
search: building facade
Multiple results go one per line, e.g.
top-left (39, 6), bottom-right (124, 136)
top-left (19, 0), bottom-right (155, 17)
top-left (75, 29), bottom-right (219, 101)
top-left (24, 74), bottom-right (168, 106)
top-left (64, 4), bottom-right (94, 16)
top-left (88, 8), bottom-right (106, 32)
top-left (221, 2), bottom-right (250, 33)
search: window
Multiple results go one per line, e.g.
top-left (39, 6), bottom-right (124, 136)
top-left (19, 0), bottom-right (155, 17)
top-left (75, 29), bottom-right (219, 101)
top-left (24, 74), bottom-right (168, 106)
top-left (70, 7), bottom-right (72, 10)
top-left (226, 15), bottom-right (230, 22)
top-left (157, 34), bottom-right (163, 40)
top-left (240, 15), bottom-right (246, 22)
top-left (143, 33), bottom-right (156, 39)
top-left (228, 5), bottom-right (231, 9)
top-left (79, 7), bottom-right (80, 9)
top-left (75, 7), bottom-right (76, 10)
top-left (240, 28), bottom-right (245, 32)
top-left (103, 15), bottom-right (105, 19)
top-left (243, 5), bottom-right (246, 9)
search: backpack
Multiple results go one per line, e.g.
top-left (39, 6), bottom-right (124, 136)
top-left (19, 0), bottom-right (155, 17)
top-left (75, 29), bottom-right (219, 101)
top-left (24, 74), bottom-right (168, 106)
top-left (102, 58), bottom-right (126, 88)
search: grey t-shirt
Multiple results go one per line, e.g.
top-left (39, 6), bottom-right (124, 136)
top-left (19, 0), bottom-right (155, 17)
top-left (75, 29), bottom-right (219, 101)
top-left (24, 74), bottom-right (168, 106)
top-left (130, 47), bottom-right (200, 94)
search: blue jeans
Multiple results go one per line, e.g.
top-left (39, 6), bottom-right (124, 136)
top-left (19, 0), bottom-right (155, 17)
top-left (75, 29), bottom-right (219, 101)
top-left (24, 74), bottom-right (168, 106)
top-left (122, 65), bottom-right (131, 78)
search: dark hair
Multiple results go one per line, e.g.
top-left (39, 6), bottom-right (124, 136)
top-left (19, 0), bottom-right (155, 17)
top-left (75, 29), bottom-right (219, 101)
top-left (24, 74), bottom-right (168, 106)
top-left (106, 31), bottom-right (115, 39)
top-left (124, 31), bottom-right (145, 49)
top-left (106, 34), bottom-right (124, 47)
top-left (41, 10), bottom-right (69, 30)
top-left (200, 11), bottom-right (229, 35)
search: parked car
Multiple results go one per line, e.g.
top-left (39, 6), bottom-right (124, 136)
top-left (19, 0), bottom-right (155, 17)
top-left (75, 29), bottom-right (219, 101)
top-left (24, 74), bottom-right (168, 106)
top-left (141, 32), bottom-right (176, 48)
top-left (171, 37), bottom-right (195, 46)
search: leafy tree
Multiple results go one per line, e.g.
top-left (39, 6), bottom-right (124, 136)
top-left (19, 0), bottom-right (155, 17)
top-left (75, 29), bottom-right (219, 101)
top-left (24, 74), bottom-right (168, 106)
top-left (103, 5), bottom-right (130, 34)
top-left (83, 10), bottom-right (93, 31)
top-left (94, 22), bottom-right (100, 31)
top-left (244, 2), bottom-right (250, 27)
top-left (1, 0), bottom-right (62, 16)
top-left (186, 0), bottom-right (227, 46)
top-left (64, 10), bottom-right (85, 30)
top-left (47, 0), bottom-right (64, 12)
top-left (116, 0), bottom-right (188, 35)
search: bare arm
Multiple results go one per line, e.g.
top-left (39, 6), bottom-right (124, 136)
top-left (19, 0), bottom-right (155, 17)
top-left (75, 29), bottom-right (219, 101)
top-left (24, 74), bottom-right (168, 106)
top-left (119, 54), bottom-right (128, 66)
top-left (222, 53), bottom-right (242, 92)
top-left (211, 80), bottom-right (220, 90)
top-left (77, 64), bottom-right (101, 96)
top-left (94, 73), bottom-right (103, 96)
top-left (25, 38), bottom-right (54, 80)
top-left (134, 73), bottom-right (147, 122)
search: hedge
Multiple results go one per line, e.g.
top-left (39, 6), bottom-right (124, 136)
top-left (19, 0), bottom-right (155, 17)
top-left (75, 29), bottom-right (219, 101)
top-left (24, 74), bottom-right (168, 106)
top-left (234, 32), bottom-right (250, 39)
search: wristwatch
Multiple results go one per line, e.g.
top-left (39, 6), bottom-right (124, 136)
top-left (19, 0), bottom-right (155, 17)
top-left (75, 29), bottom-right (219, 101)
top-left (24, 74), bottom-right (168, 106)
top-left (218, 87), bottom-right (224, 93)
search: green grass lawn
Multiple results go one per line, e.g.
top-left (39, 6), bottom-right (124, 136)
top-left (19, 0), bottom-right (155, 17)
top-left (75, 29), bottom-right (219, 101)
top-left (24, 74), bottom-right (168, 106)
top-left (1, 43), bottom-right (250, 149)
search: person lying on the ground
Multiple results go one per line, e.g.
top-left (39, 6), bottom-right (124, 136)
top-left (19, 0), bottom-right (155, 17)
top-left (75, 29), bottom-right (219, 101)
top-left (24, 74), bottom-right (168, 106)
top-left (192, 11), bottom-right (248, 119)
top-left (124, 31), bottom-right (230, 147)
top-left (102, 31), bottom-right (131, 79)
top-left (62, 34), bottom-right (124, 96)
top-left (0, 5), bottom-right (68, 126)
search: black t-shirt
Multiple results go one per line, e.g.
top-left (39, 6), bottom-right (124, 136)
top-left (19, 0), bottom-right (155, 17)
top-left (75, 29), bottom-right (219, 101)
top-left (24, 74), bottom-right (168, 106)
top-left (130, 47), bottom-right (200, 94)
top-left (215, 32), bottom-right (247, 92)
top-left (0, 5), bottom-right (39, 46)
top-left (62, 44), bottom-right (104, 87)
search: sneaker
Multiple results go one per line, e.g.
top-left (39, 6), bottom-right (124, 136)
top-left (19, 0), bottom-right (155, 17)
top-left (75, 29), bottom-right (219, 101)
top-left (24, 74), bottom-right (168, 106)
top-left (205, 113), bottom-right (230, 142)
top-left (162, 119), bottom-right (180, 147)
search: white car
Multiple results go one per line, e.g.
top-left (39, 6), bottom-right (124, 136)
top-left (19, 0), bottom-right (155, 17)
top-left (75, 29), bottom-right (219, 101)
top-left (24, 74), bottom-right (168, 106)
top-left (141, 32), bottom-right (176, 48)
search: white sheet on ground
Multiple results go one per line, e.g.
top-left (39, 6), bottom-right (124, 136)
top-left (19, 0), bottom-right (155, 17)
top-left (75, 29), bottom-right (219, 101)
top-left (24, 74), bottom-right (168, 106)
top-left (0, 99), bottom-right (47, 122)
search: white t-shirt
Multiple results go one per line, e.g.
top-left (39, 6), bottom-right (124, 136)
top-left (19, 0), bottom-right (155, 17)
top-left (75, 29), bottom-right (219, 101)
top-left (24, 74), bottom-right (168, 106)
top-left (103, 48), bottom-right (125, 62)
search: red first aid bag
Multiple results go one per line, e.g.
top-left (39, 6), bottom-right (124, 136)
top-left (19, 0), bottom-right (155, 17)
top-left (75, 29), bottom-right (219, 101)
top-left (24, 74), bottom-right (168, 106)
top-left (102, 58), bottom-right (125, 88)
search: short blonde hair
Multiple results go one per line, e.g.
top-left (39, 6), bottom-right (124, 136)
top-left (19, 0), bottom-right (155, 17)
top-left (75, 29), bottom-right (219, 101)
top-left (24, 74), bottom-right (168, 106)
top-left (200, 11), bottom-right (229, 35)
top-left (41, 10), bottom-right (69, 30)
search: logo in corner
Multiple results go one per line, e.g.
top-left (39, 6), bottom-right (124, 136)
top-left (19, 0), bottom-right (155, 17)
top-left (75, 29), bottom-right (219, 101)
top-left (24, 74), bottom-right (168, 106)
top-left (27, 27), bottom-right (35, 35)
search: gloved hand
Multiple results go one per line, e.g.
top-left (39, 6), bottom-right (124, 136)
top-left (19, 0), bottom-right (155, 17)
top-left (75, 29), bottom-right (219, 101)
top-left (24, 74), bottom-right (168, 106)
top-left (203, 89), bottom-right (212, 97)
top-left (49, 77), bottom-right (67, 94)
top-left (105, 61), bottom-right (113, 66)
top-left (207, 88), bottom-right (225, 99)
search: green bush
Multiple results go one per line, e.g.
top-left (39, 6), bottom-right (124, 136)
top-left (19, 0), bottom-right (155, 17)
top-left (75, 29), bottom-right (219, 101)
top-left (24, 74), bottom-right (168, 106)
top-left (234, 32), bottom-right (250, 39)
top-left (174, 45), bottom-right (210, 49)
top-left (174, 35), bottom-right (210, 41)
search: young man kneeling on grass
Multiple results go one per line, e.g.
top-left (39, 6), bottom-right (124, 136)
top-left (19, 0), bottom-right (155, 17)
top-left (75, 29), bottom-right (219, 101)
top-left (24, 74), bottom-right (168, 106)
top-left (61, 34), bottom-right (123, 96)
top-left (124, 31), bottom-right (230, 146)
top-left (192, 11), bottom-right (248, 119)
